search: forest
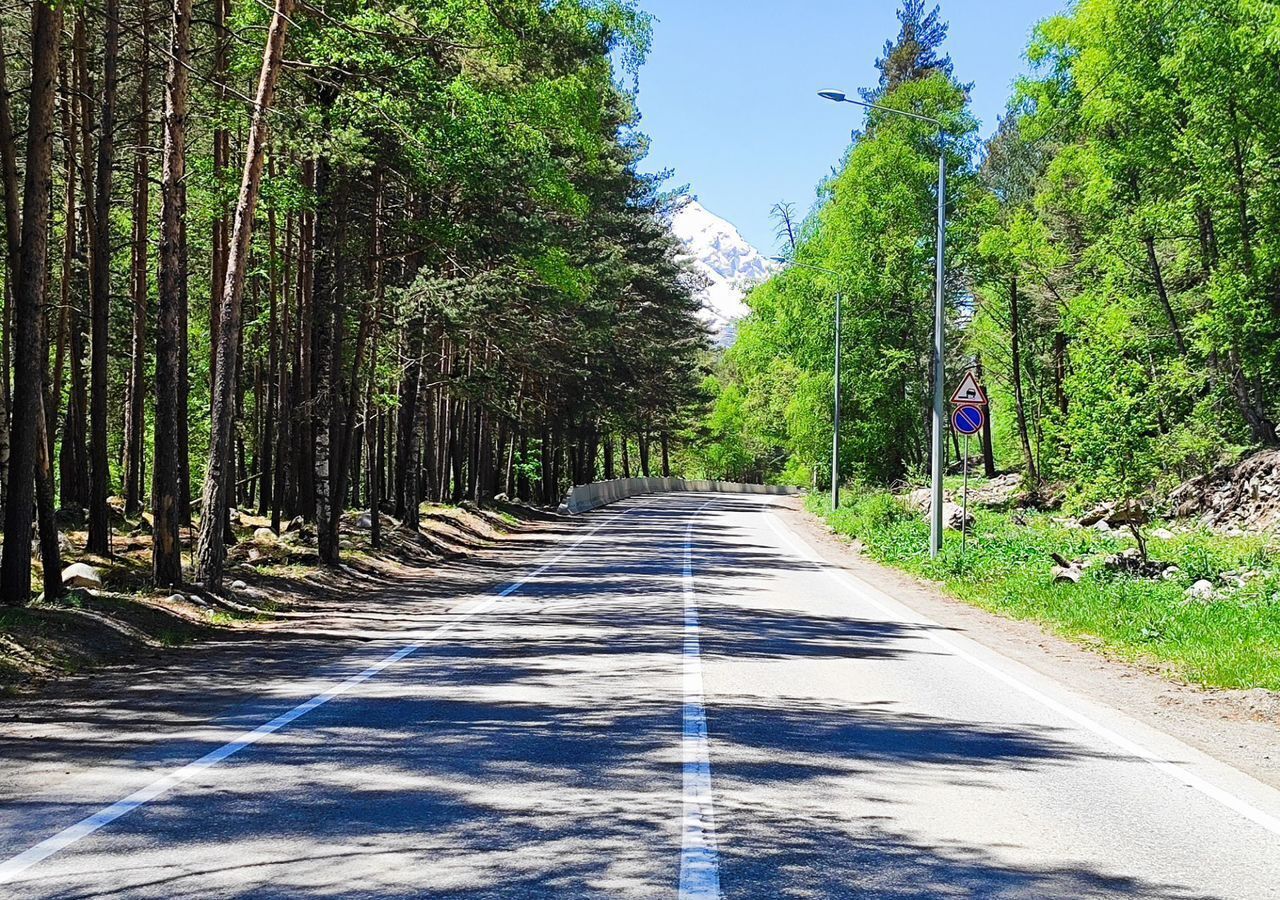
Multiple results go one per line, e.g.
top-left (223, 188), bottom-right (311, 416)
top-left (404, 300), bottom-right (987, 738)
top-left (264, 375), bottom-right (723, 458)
top-left (0, 0), bottom-right (705, 603)
top-left (695, 0), bottom-right (1280, 509)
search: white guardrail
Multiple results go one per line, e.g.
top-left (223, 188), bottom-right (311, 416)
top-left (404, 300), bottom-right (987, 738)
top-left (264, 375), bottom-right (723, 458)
top-left (557, 477), bottom-right (799, 515)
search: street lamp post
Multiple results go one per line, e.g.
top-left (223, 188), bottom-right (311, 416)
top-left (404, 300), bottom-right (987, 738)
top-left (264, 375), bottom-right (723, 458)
top-left (818, 89), bottom-right (947, 557)
top-left (771, 258), bottom-right (843, 509)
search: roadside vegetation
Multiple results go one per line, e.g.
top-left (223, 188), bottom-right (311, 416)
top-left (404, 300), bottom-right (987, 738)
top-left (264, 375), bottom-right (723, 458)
top-left (807, 486), bottom-right (1280, 691)
top-left (0, 0), bottom-right (705, 610)
top-left (681, 0), bottom-right (1280, 692)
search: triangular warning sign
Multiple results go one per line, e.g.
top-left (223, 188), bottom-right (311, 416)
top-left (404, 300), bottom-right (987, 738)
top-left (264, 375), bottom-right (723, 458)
top-left (949, 371), bottom-right (988, 406)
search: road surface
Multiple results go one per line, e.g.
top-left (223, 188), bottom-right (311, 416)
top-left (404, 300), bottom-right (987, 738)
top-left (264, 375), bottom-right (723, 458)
top-left (0, 493), bottom-right (1278, 897)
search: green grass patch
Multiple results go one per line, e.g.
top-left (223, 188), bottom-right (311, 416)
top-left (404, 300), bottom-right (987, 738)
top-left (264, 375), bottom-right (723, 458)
top-left (807, 489), bottom-right (1280, 691)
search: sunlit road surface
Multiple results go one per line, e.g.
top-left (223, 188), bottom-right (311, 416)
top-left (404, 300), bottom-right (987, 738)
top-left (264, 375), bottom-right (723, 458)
top-left (0, 493), bottom-right (1278, 898)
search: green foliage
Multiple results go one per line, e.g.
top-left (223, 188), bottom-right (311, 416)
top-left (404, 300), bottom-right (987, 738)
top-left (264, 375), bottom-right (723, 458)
top-left (698, 0), bottom-right (1280, 506)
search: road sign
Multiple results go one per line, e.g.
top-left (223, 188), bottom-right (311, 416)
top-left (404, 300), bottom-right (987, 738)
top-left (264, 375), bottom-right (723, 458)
top-left (952, 403), bottom-right (984, 436)
top-left (950, 371), bottom-right (988, 406)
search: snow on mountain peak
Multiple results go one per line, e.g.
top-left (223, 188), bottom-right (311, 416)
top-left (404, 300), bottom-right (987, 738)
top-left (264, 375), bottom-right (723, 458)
top-left (670, 199), bottom-right (778, 344)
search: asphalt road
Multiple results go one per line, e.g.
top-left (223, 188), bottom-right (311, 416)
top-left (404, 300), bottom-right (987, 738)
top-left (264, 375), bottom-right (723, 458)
top-left (1, 493), bottom-right (1278, 898)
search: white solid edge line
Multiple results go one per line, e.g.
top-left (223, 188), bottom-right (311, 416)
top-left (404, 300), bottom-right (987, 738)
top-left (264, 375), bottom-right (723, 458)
top-left (0, 501), bottom-right (650, 886)
top-left (679, 500), bottom-right (722, 900)
top-left (761, 505), bottom-right (1280, 840)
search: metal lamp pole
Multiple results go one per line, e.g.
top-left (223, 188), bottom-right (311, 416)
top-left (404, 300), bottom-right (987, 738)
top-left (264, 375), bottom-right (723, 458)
top-left (771, 258), bottom-right (844, 509)
top-left (818, 89), bottom-right (947, 556)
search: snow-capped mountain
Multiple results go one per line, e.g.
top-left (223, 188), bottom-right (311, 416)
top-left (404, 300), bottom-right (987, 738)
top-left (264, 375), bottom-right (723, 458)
top-left (671, 199), bottom-right (778, 344)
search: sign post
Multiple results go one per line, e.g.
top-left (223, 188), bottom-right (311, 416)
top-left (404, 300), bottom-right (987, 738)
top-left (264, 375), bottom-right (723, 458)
top-left (949, 372), bottom-right (988, 557)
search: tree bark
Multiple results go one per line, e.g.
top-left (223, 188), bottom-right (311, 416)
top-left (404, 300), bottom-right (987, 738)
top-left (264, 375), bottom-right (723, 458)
top-left (1008, 277), bottom-right (1038, 484)
top-left (194, 0), bottom-right (294, 589)
top-left (976, 358), bottom-right (997, 479)
top-left (0, 17), bottom-right (21, 517)
top-left (2, 0), bottom-right (62, 603)
top-left (123, 1), bottom-right (151, 516)
top-left (152, 0), bottom-right (192, 586)
top-left (86, 0), bottom-right (122, 554)
top-left (1143, 236), bottom-right (1186, 356)
top-left (311, 156), bottom-right (338, 564)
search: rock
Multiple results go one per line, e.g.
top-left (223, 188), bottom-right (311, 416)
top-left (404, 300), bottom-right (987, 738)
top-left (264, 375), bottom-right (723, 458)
top-left (970, 473), bottom-right (1022, 508)
top-left (283, 515), bottom-right (305, 534)
top-left (1169, 449), bottom-right (1280, 534)
top-left (188, 594), bottom-right (208, 606)
top-left (1186, 579), bottom-right (1216, 601)
top-left (252, 527), bottom-right (278, 543)
top-left (906, 488), bottom-right (932, 513)
top-left (942, 502), bottom-right (973, 531)
top-left (1161, 565), bottom-right (1181, 580)
top-left (247, 548), bottom-right (263, 563)
top-left (227, 508), bottom-right (242, 526)
top-left (493, 493), bottom-right (510, 503)
top-left (61, 563), bottom-right (103, 589)
top-left (1150, 527), bottom-right (1175, 540)
top-left (1107, 499), bottom-right (1148, 526)
top-left (1079, 503), bottom-right (1112, 527)
top-left (1092, 519), bottom-right (1112, 532)
top-left (164, 593), bottom-right (186, 604)
top-left (229, 580), bottom-right (248, 592)
top-left (355, 512), bottom-right (374, 530)
top-left (1051, 565), bottom-right (1082, 584)
top-left (1079, 499), bottom-right (1147, 529)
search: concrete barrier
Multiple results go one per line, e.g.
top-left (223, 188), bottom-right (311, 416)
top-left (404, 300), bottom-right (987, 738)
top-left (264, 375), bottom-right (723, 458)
top-left (557, 477), bottom-right (799, 515)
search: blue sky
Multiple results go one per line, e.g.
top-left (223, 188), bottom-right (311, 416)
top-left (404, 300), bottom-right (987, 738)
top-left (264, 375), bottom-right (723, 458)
top-left (633, 0), bottom-right (1068, 252)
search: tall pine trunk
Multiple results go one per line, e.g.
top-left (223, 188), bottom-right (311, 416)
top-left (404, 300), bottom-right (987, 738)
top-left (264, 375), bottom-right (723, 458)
top-left (311, 156), bottom-right (338, 564)
top-left (0, 18), bottom-right (21, 519)
top-left (195, 0), bottom-right (293, 588)
top-left (123, 2), bottom-right (151, 516)
top-left (152, 0), bottom-right (192, 586)
top-left (87, 0), bottom-right (122, 554)
top-left (2, 0), bottom-right (62, 603)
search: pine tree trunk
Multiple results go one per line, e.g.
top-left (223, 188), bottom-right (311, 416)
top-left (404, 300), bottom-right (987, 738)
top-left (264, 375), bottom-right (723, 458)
top-left (977, 358), bottom-right (997, 479)
top-left (0, 17), bottom-right (21, 519)
top-left (2, 0), bottom-right (62, 604)
top-left (311, 157), bottom-right (338, 564)
top-left (1008, 277), bottom-right (1038, 484)
top-left (194, 0), bottom-right (292, 588)
top-left (86, 0), bottom-right (121, 554)
top-left (35, 307), bottom-right (63, 598)
top-left (177, 179), bottom-right (191, 526)
top-left (123, 3), bottom-right (151, 516)
top-left (152, 0), bottom-right (191, 586)
top-left (260, 182), bottom-right (279, 518)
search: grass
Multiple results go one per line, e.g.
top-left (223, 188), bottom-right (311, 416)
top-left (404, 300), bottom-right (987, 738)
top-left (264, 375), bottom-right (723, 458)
top-left (807, 487), bottom-right (1280, 691)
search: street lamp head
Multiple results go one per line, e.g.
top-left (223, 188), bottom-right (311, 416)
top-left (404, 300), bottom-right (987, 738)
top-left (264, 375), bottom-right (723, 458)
top-left (817, 89), bottom-right (848, 103)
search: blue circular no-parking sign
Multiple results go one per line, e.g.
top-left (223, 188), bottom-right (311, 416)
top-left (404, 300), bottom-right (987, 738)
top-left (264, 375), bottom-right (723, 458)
top-left (952, 404), bottom-right (984, 436)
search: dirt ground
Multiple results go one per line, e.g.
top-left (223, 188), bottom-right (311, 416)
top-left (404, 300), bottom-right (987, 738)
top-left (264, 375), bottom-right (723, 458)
top-left (0, 501), bottom-right (565, 694)
top-left (774, 497), bottom-right (1280, 792)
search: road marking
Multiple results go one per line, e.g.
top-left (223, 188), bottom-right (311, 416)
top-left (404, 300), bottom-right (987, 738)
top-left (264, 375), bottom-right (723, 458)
top-left (679, 501), bottom-right (722, 899)
top-left (762, 505), bottom-right (1280, 840)
top-left (0, 502), bottom-right (647, 886)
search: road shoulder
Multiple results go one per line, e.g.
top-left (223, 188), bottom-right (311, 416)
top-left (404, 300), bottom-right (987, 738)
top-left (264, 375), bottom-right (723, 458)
top-left (774, 497), bottom-right (1280, 791)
